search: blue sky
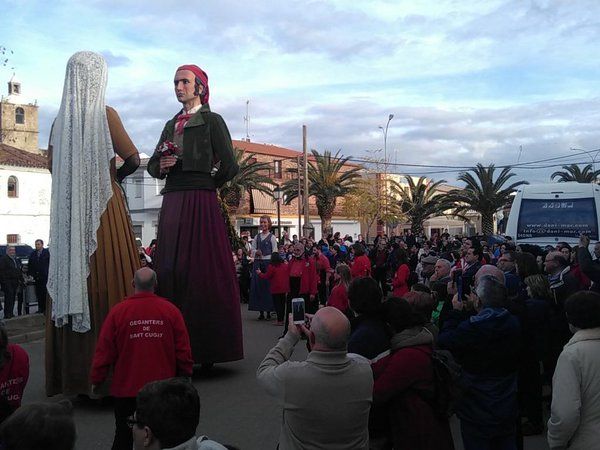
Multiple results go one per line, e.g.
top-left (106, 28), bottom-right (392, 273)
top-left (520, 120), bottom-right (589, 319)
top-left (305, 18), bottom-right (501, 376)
top-left (2, 0), bottom-right (600, 182)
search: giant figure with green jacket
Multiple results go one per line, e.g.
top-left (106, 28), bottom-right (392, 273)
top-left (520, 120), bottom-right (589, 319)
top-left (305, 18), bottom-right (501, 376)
top-left (147, 65), bottom-right (243, 366)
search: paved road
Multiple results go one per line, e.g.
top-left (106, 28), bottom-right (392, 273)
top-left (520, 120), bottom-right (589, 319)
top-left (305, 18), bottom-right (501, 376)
top-left (20, 307), bottom-right (549, 449)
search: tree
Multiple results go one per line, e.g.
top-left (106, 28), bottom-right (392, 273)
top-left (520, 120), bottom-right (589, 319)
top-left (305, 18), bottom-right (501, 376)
top-left (344, 177), bottom-right (403, 242)
top-left (282, 149), bottom-right (362, 236)
top-left (0, 46), bottom-right (15, 145)
top-left (218, 148), bottom-right (273, 217)
top-left (448, 163), bottom-right (527, 236)
top-left (551, 164), bottom-right (600, 183)
top-left (391, 176), bottom-right (452, 235)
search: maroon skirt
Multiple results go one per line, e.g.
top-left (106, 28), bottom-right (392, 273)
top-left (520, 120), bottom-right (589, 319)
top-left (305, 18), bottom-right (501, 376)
top-left (154, 189), bottom-right (243, 363)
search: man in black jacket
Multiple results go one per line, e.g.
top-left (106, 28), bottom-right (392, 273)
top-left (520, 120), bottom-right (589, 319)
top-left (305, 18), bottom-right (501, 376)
top-left (0, 246), bottom-right (24, 319)
top-left (577, 234), bottom-right (600, 292)
top-left (438, 275), bottom-right (521, 450)
top-left (544, 250), bottom-right (583, 378)
top-left (27, 239), bottom-right (50, 314)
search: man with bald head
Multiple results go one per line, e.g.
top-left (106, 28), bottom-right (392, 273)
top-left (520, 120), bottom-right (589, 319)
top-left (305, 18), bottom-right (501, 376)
top-left (257, 307), bottom-right (373, 449)
top-left (91, 267), bottom-right (193, 450)
top-left (474, 264), bottom-right (505, 285)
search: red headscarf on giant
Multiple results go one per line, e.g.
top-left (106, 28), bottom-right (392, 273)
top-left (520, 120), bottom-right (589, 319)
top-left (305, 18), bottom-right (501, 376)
top-left (176, 64), bottom-right (210, 105)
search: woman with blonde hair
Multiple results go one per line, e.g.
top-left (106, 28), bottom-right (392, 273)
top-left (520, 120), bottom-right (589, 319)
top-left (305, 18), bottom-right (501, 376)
top-left (327, 263), bottom-right (351, 315)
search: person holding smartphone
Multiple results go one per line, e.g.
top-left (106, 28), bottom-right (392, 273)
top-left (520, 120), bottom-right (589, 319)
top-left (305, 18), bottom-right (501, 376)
top-left (257, 307), bottom-right (372, 450)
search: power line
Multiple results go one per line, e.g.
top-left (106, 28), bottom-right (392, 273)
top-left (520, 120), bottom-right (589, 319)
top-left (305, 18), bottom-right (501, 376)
top-left (348, 148), bottom-right (599, 171)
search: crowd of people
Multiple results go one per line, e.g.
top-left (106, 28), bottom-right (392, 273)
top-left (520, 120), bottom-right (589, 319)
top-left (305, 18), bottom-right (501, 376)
top-left (241, 217), bottom-right (600, 449)
top-left (0, 225), bottom-right (600, 448)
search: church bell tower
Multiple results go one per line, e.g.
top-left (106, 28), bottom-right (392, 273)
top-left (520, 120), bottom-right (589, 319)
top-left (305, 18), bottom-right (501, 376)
top-left (0, 74), bottom-right (40, 153)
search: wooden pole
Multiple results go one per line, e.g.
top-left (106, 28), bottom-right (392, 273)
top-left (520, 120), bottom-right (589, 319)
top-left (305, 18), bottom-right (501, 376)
top-left (297, 154), bottom-right (302, 237)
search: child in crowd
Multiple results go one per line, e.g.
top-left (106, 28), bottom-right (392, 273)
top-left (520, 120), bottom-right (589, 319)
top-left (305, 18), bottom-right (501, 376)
top-left (257, 252), bottom-right (290, 326)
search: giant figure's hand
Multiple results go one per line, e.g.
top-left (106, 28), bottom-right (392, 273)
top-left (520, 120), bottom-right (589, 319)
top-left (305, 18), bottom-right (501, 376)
top-left (160, 155), bottom-right (178, 174)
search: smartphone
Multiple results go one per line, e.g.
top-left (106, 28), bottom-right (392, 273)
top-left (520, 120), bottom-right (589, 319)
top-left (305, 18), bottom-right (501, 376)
top-left (292, 298), bottom-right (305, 324)
top-left (452, 269), bottom-right (463, 302)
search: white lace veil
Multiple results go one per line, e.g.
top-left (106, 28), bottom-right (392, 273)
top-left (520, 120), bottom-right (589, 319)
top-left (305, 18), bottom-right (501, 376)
top-left (48, 51), bottom-right (114, 333)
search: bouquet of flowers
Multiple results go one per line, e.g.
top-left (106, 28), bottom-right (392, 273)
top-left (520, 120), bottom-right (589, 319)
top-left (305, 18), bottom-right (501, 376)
top-left (156, 140), bottom-right (180, 158)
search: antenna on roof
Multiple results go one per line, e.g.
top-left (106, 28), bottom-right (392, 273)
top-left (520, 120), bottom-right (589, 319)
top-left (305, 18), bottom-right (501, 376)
top-left (244, 100), bottom-right (250, 142)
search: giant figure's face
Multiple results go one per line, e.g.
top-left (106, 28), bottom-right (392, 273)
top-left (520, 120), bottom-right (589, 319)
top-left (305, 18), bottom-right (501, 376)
top-left (174, 70), bottom-right (198, 104)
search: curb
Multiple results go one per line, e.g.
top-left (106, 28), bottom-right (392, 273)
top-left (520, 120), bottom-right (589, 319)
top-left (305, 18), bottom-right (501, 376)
top-left (10, 329), bottom-right (45, 344)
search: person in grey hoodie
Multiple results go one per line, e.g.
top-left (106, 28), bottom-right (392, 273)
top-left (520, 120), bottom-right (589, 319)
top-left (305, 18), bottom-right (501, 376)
top-left (547, 290), bottom-right (600, 450)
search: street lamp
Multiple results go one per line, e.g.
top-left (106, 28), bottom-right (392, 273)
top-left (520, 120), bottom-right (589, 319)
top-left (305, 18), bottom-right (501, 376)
top-left (378, 114), bottom-right (394, 234)
top-left (570, 147), bottom-right (600, 174)
top-left (273, 185), bottom-right (283, 240)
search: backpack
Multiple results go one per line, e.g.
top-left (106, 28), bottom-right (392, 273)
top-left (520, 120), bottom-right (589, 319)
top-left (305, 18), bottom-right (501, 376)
top-left (415, 348), bottom-right (467, 418)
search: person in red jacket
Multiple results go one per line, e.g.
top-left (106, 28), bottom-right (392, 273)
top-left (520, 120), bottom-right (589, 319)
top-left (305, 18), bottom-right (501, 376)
top-left (284, 243), bottom-right (318, 334)
top-left (351, 243), bottom-right (372, 279)
top-left (327, 264), bottom-right (351, 315)
top-left (391, 249), bottom-right (411, 298)
top-left (371, 297), bottom-right (454, 450)
top-left (0, 324), bottom-right (29, 424)
top-left (90, 267), bottom-right (193, 450)
top-left (257, 252), bottom-right (290, 326)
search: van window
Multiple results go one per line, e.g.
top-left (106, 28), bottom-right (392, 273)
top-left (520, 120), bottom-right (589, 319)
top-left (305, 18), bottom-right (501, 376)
top-left (517, 198), bottom-right (598, 240)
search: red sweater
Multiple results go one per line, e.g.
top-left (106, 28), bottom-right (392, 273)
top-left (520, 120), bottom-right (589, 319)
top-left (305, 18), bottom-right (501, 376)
top-left (316, 254), bottom-right (331, 274)
top-left (91, 292), bottom-right (193, 398)
top-left (288, 257), bottom-right (318, 295)
top-left (371, 345), bottom-right (453, 450)
top-left (0, 344), bottom-right (29, 411)
top-left (327, 283), bottom-right (349, 312)
top-left (391, 264), bottom-right (410, 297)
top-left (258, 262), bottom-right (290, 294)
top-left (351, 255), bottom-right (372, 278)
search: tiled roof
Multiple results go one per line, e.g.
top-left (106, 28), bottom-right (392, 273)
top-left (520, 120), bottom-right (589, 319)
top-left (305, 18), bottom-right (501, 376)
top-left (232, 139), bottom-right (361, 168)
top-left (232, 139), bottom-right (301, 159)
top-left (0, 143), bottom-right (48, 169)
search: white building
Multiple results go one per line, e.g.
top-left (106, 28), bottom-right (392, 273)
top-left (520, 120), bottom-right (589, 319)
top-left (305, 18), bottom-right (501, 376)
top-left (122, 154), bottom-right (163, 246)
top-left (0, 143), bottom-right (51, 245)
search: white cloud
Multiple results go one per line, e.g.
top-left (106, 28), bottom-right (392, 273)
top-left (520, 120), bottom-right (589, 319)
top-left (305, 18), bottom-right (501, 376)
top-left (1, 0), bottom-right (600, 185)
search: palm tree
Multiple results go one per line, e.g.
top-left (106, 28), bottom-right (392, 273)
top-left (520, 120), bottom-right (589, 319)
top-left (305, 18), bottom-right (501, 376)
top-left (218, 148), bottom-right (273, 216)
top-left (448, 163), bottom-right (527, 236)
top-left (282, 149), bottom-right (362, 236)
top-left (391, 176), bottom-right (452, 235)
top-left (551, 164), bottom-right (600, 183)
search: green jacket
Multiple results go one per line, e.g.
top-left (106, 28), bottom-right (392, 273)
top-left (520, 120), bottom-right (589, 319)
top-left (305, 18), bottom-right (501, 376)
top-left (147, 104), bottom-right (239, 192)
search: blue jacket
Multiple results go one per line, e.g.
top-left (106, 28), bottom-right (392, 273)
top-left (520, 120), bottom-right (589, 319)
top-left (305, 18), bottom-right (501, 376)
top-left (438, 307), bottom-right (521, 437)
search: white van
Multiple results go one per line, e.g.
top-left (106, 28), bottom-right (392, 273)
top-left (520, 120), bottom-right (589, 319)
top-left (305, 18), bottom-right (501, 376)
top-left (505, 182), bottom-right (600, 248)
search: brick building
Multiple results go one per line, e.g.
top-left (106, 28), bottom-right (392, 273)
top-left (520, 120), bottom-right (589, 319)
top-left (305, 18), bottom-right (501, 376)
top-left (231, 139), bottom-right (360, 240)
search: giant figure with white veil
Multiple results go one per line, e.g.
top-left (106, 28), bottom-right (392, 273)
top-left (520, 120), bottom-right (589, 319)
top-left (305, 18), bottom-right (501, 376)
top-left (46, 51), bottom-right (141, 396)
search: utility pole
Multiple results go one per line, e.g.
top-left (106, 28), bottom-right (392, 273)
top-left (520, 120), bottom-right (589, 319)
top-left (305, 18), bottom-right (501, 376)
top-left (297, 154), bottom-right (302, 236)
top-left (302, 125), bottom-right (312, 238)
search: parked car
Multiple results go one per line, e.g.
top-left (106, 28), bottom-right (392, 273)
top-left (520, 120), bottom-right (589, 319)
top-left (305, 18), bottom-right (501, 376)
top-left (0, 245), bottom-right (35, 267)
